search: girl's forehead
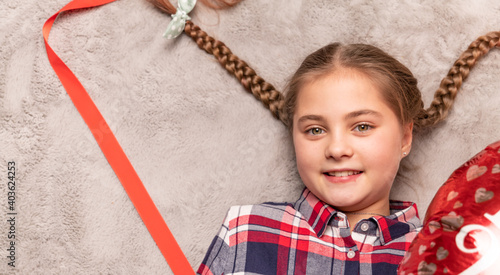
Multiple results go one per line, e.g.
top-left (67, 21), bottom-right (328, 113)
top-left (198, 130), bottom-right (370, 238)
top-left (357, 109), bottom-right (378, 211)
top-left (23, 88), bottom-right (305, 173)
top-left (302, 68), bottom-right (380, 90)
top-left (299, 69), bottom-right (384, 100)
top-left (295, 70), bottom-right (404, 124)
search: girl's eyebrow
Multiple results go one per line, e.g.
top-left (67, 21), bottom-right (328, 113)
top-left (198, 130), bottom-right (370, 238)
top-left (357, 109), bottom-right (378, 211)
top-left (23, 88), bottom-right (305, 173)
top-left (297, 115), bottom-right (325, 124)
top-left (345, 109), bottom-right (382, 120)
top-left (297, 110), bottom-right (382, 124)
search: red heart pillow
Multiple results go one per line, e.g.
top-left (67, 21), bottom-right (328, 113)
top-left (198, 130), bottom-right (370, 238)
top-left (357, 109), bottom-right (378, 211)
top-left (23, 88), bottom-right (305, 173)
top-left (398, 140), bottom-right (500, 275)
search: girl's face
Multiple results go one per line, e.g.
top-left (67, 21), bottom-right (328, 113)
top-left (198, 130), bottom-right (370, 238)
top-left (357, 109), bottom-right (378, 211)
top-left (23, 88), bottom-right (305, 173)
top-left (292, 70), bottom-right (413, 213)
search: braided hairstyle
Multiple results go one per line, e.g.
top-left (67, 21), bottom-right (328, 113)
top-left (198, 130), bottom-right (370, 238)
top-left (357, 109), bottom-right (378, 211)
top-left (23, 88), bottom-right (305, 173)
top-left (418, 31), bottom-right (500, 128)
top-left (148, 0), bottom-right (499, 131)
top-left (148, 0), bottom-right (285, 122)
top-left (284, 32), bottom-right (500, 131)
top-left (283, 43), bottom-right (423, 131)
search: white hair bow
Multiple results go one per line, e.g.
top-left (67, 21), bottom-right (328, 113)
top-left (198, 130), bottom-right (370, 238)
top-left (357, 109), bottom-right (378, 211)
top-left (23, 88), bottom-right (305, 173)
top-left (163, 0), bottom-right (197, 39)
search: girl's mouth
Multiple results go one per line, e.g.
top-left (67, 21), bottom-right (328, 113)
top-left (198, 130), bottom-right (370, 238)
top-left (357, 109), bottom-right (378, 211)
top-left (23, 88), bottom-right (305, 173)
top-left (323, 171), bottom-right (363, 184)
top-left (324, 171), bottom-right (362, 177)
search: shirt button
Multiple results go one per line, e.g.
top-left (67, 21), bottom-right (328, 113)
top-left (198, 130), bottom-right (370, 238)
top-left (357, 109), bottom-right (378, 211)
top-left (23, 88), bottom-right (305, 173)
top-left (347, 250), bottom-right (356, 259)
top-left (361, 223), bottom-right (369, 231)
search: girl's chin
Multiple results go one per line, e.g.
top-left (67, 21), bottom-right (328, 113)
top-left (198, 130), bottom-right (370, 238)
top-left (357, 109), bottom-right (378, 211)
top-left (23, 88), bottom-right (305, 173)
top-left (319, 194), bottom-right (365, 210)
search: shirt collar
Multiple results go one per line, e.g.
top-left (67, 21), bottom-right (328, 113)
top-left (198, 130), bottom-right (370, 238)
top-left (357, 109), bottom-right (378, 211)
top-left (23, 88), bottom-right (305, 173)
top-left (293, 188), bottom-right (338, 237)
top-left (373, 200), bottom-right (421, 244)
top-left (294, 188), bottom-right (421, 243)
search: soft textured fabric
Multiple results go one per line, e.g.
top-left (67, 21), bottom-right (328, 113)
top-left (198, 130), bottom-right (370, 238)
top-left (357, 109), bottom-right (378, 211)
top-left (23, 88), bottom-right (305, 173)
top-left (198, 188), bottom-right (421, 275)
top-left (2, 0), bottom-right (500, 273)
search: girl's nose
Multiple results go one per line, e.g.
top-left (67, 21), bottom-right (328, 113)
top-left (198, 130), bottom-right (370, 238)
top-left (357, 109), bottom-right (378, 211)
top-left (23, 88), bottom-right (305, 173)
top-left (324, 134), bottom-right (354, 160)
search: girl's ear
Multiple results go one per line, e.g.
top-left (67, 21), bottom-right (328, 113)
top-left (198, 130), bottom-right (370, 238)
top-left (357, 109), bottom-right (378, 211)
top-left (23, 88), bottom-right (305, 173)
top-left (401, 122), bottom-right (413, 157)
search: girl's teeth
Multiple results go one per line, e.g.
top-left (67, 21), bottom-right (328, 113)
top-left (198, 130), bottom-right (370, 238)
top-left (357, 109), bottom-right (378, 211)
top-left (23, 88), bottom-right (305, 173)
top-left (327, 171), bottom-right (359, 177)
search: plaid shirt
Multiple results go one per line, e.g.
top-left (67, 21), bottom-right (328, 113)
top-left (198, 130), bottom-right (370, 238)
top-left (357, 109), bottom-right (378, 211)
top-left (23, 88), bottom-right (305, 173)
top-left (197, 188), bottom-right (421, 275)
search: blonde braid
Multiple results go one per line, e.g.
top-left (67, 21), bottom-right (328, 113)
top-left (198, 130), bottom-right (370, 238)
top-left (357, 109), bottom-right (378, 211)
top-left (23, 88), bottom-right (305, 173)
top-left (148, 0), bottom-right (286, 123)
top-left (417, 31), bottom-right (500, 128)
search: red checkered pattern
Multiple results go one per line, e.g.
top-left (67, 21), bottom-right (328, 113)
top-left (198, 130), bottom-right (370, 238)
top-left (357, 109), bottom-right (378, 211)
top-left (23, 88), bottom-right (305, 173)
top-left (198, 188), bottom-right (421, 275)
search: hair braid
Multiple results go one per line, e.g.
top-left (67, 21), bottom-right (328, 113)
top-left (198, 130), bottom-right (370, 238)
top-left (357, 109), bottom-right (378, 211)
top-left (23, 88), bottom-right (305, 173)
top-left (147, 0), bottom-right (286, 123)
top-left (149, 1), bottom-right (498, 129)
top-left (417, 31), bottom-right (500, 128)
top-left (183, 21), bottom-right (285, 122)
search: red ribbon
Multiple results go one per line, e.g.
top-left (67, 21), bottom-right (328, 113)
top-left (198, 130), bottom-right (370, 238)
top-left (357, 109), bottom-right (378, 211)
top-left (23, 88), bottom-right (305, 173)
top-left (43, 1), bottom-right (195, 274)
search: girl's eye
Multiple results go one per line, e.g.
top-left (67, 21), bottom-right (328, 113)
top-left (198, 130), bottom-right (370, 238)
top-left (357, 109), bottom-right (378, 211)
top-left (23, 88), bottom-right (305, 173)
top-left (354, 124), bottom-right (372, 132)
top-left (307, 127), bottom-right (324, 135)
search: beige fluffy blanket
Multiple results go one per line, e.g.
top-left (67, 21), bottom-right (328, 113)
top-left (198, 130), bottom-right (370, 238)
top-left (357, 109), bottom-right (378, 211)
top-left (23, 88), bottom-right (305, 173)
top-left (1, 0), bottom-right (499, 273)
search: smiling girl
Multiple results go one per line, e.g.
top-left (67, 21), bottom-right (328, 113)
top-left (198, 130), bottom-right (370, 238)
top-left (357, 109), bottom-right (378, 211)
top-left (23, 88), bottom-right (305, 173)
top-left (292, 70), bottom-right (413, 230)
top-left (286, 44), bottom-right (424, 233)
top-left (197, 43), bottom-right (423, 275)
